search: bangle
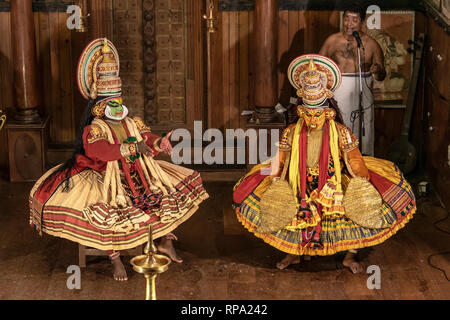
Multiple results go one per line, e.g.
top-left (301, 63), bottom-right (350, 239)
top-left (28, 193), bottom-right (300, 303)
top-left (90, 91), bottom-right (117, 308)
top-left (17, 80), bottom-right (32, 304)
top-left (120, 144), bottom-right (131, 159)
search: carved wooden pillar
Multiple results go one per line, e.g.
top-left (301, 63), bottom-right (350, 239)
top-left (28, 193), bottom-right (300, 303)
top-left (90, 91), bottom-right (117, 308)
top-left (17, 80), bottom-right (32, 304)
top-left (252, 0), bottom-right (280, 123)
top-left (10, 0), bottom-right (40, 123)
top-left (7, 0), bottom-right (48, 181)
top-left (246, 0), bottom-right (284, 171)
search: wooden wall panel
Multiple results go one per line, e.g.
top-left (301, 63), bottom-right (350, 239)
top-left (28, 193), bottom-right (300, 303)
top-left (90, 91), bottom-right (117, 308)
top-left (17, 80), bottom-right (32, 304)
top-left (35, 12), bottom-right (49, 117)
top-left (89, 0), bottom-right (113, 39)
top-left (238, 10), bottom-right (249, 129)
top-left (210, 4), bottom-right (255, 131)
top-left (58, 12), bottom-right (75, 143)
top-left (422, 15), bottom-right (450, 209)
top-left (374, 108), bottom-right (404, 158)
top-left (426, 12), bottom-right (450, 102)
top-left (277, 10), bottom-right (288, 101)
top-left (0, 12), bottom-right (13, 109)
top-left (114, 0), bottom-right (144, 119)
top-left (0, 11), bottom-right (12, 173)
top-left (185, 0), bottom-right (205, 129)
top-left (47, 12), bottom-right (75, 144)
top-left (207, 0), bottom-right (224, 131)
top-left (48, 12), bottom-right (60, 143)
top-left (228, 11), bottom-right (239, 129)
top-left (221, 11), bottom-right (230, 130)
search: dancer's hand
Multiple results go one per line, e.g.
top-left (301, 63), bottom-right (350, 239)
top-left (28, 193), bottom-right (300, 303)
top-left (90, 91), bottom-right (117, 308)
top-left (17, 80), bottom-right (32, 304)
top-left (160, 131), bottom-right (173, 155)
top-left (137, 137), bottom-right (153, 157)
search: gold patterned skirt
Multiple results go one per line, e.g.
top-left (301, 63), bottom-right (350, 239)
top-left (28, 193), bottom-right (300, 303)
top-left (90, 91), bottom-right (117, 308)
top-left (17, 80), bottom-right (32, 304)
top-left (233, 157), bottom-right (416, 256)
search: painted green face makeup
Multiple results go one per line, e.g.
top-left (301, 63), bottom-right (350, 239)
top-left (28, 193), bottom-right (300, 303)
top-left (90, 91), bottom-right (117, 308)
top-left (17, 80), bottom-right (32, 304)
top-left (107, 100), bottom-right (124, 119)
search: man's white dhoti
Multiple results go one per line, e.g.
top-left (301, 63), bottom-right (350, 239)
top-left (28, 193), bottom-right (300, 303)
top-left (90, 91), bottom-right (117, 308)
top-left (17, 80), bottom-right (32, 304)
top-left (333, 72), bottom-right (374, 156)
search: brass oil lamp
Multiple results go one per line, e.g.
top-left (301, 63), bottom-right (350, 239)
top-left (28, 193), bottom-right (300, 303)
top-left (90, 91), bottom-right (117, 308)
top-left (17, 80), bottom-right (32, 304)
top-left (130, 225), bottom-right (171, 300)
top-left (203, 0), bottom-right (217, 33)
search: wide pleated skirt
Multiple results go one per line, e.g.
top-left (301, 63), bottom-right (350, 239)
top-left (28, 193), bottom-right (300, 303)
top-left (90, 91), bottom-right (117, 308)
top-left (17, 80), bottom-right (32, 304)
top-left (233, 157), bottom-right (416, 256)
top-left (29, 160), bottom-right (209, 251)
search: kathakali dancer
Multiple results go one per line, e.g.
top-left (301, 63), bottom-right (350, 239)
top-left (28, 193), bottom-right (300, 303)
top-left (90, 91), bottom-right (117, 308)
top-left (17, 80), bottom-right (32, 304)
top-left (29, 38), bottom-right (209, 281)
top-left (233, 54), bottom-right (416, 273)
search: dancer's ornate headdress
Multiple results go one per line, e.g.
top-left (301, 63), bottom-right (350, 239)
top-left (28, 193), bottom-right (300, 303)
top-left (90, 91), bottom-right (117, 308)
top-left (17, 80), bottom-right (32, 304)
top-left (287, 54), bottom-right (342, 108)
top-left (77, 38), bottom-right (122, 117)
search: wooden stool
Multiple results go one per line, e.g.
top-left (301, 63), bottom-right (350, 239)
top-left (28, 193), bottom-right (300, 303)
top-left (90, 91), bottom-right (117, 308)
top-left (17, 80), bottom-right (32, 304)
top-left (78, 244), bottom-right (143, 268)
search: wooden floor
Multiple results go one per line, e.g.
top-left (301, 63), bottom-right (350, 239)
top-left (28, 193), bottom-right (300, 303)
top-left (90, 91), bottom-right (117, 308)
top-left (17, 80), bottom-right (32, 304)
top-left (0, 172), bottom-right (449, 300)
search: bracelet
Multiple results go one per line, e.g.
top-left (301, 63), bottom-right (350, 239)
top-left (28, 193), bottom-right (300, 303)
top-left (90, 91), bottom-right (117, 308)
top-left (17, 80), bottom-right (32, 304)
top-left (120, 143), bottom-right (131, 159)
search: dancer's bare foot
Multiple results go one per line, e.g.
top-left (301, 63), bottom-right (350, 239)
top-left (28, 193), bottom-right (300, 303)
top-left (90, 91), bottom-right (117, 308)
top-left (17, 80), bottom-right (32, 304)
top-left (157, 238), bottom-right (183, 263)
top-left (111, 256), bottom-right (128, 281)
top-left (343, 251), bottom-right (363, 274)
top-left (276, 254), bottom-right (301, 270)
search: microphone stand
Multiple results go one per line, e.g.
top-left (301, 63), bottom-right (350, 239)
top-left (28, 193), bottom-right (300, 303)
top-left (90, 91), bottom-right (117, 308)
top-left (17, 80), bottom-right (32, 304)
top-left (356, 40), bottom-right (364, 153)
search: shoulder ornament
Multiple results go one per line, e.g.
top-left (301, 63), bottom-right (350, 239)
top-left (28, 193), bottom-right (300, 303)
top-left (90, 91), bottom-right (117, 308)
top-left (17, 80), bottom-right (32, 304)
top-left (133, 116), bottom-right (151, 133)
top-left (87, 125), bottom-right (108, 143)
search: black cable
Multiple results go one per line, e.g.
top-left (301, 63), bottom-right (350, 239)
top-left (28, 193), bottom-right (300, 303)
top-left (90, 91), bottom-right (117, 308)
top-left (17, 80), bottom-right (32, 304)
top-left (427, 253), bottom-right (450, 282)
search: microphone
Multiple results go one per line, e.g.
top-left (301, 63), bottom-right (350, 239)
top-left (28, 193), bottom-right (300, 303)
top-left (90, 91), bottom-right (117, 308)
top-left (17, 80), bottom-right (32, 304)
top-left (352, 31), bottom-right (363, 48)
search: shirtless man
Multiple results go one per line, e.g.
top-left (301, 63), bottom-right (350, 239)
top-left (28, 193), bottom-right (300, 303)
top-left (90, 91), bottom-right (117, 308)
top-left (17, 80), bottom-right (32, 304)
top-left (319, 6), bottom-right (386, 157)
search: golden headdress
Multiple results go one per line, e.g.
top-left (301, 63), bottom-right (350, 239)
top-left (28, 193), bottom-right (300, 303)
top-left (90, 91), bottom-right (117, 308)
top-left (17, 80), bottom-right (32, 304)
top-left (77, 38), bottom-right (122, 117)
top-left (287, 54), bottom-right (342, 108)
